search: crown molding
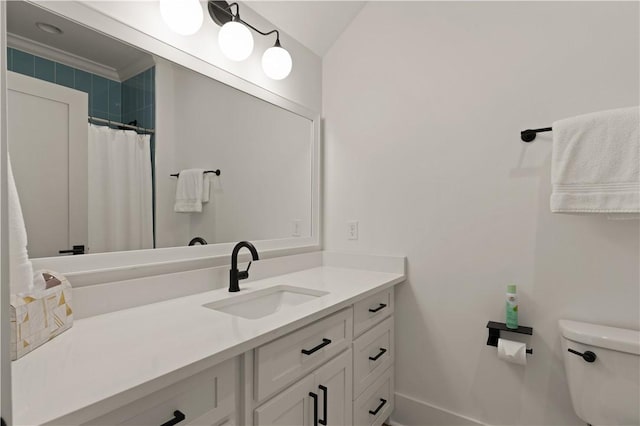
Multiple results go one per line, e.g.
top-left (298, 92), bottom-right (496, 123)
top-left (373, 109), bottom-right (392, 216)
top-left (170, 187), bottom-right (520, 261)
top-left (118, 55), bottom-right (155, 81)
top-left (7, 32), bottom-right (121, 81)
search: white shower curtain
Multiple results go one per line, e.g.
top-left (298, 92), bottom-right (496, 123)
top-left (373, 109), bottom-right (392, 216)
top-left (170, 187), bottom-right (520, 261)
top-left (88, 124), bottom-right (153, 253)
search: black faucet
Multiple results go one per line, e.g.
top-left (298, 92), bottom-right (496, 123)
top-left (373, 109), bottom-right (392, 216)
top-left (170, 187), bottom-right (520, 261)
top-left (188, 237), bottom-right (207, 246)
top-left (229, 241), bottom-right (260, 292)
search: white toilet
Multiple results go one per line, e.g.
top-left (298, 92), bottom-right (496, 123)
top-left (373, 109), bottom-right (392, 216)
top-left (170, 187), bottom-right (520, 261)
top-left (559, 320), bottom-right (640, 426)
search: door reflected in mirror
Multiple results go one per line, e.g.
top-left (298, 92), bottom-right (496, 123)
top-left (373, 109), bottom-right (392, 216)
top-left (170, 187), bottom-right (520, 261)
top-left (6, 0), bottom-right (314, 258)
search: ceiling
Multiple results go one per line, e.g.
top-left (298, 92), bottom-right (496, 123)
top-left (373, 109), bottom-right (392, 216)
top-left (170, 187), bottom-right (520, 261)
top-left (244, 1), bottom-right (366, 57)
top-left (6, 1), bottom-right (153, 81)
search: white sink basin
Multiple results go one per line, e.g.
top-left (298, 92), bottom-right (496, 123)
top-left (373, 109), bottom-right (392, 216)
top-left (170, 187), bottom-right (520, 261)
top-left (203, 285), bottom-right (329, 320)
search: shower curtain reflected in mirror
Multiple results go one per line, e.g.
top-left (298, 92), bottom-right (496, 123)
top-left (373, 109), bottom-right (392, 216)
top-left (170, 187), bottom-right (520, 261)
top-left (88, 124), bottom-right (153, 253)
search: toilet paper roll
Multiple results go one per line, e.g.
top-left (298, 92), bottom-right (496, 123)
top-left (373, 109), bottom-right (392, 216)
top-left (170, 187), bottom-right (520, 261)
top-left (497, 338), bottom-right (527, 365)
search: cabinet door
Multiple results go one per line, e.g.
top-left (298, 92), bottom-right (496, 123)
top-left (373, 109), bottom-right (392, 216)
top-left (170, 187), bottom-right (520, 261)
top-left (312, 350), bottom-right (353, 426)
top-left (254, 375), bottom-right (314, 426)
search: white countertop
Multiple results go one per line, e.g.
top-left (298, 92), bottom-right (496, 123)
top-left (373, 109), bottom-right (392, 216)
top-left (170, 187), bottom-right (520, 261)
top-left (12, 266), bottom-right (404, 425)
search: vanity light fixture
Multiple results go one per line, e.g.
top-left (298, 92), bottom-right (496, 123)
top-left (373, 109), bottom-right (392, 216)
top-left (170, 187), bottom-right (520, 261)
top-left (160, 0), bottom-right (293, 79)
top-left (216, 3), bottom-right (254, 61)
top-left (159, 0), bottom-right (204, 36)
top-left (208, 1), bottom-right (292, 79)
top-left (262, 40), bottom-right (292, 80)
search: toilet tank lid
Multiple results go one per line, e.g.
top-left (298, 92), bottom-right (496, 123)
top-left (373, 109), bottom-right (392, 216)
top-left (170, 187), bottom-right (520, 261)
top-left (559, 320), bottom-right (640, 355)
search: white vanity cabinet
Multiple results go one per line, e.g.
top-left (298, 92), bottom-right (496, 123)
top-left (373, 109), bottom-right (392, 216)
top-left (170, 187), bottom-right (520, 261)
top-left (254, 309), bottom-right (353, 402)
top-left (254, 349), bottom-right (352, 426)
top-left (249, 288), bottom-right (395, 426)
top-left (351, 288), bottom-right (395, 426)
top-left (76, 289), bottom-right (396, 426)
top-left (86, 358), bottom-right (237, 426)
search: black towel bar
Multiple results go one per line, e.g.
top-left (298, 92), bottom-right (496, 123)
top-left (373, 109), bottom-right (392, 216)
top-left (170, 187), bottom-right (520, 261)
top-left (170, 169), bottom-right (221, 177)
top-left (521, 127), bottom-right (552, 142)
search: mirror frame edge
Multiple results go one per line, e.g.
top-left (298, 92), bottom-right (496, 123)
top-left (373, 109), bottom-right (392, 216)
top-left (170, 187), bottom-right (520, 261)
top-left (1, 1), bottom-right (13, 423)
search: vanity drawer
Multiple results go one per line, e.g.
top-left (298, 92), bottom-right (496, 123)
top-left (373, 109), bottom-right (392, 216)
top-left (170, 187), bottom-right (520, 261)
top-left (353, 316), bottom-right (394, 398)
top-left (353, 289), bottom-right (394, 337)
top-left (87, 358), bottom-right (236, 425)
top-left (254, 307), bottom-right (353, 402)
top-left (353, 366), bottom-right (394, 426)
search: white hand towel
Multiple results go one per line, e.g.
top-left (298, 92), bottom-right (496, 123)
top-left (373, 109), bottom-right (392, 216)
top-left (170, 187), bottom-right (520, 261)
top-left (174, 169), bottom-right (205, 213)
top-left (7, 155), bottom-right (34, 295)
top-left (551, 106), bottom-right (640, 214)
top-left (202, 173), bottom-right (211, 204)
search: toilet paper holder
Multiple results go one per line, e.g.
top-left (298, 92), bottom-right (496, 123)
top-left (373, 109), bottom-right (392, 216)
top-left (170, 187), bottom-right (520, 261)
top-left (486, 321), bottom-right (533, 355)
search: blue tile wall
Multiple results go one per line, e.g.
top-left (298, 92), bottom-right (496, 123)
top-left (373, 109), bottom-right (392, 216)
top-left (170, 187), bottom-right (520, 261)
top-left (7, 48), bottom-right (123, 123)
top-left (91, 75), bottom-right (109, 119)
top-left (12, 49), bottom-right (34, 76)
top-left (34, 56), bottom-right (54, 82)
top-left (122, 67), bottom-right (155, 130)
top-left (55, 62), bottom-right (75, 88)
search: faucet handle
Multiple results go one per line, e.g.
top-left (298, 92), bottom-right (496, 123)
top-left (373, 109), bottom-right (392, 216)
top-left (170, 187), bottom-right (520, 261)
top-left (238, 261), bottom-right (252, 280)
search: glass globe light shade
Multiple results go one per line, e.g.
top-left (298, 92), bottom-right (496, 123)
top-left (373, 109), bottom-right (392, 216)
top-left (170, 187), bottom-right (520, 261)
top-left (218, 21), bottom-right (254, 61)
top-left (159, 0), bottom-right (203, 36)
top-left (261, 45), bottom-right (292, 80)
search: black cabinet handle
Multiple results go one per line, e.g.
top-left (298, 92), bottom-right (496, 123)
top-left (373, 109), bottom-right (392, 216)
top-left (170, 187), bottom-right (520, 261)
top-left (369, 348), bottom-right (387, 361)
top-left (368, 303), bottom-right (387, 313)
top-left (318, 385), bottom-right (328, 425)
top-left (160, 410), bottom-right (185, 426)
top-left (309, 392), bottom-right (319, 426)
top-left (369, 398), bottom-right (387, 416)
top-left (302, 338), bottom-right (332, 355)
top-left (568, 348), bottom-right (597, 363)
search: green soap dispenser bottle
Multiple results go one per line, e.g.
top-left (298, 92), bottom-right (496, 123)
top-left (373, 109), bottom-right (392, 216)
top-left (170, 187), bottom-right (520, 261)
top-left (506, 284), bottom-right (518, 329)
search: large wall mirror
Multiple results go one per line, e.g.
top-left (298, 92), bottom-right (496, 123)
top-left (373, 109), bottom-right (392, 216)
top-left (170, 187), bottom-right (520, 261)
top-left (6, 1), bottom-right (318, 265)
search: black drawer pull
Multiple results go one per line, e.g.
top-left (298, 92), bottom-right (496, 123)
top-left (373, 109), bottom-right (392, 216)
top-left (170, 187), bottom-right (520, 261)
top-left (369, 398), bottom-right (387, 416)
top-left (369, 348), bottom-right (387, 361)
top-left (160, 410), bottom-right (185, 426)
top-left (368, 303), bottom-right (387, 313)
top-left (301, 338), bottom-right (332, 355)
top-left (568, 348), bottom-right (597, 363)
top-left (309, 392), bottom-right (319, 426)
top-left (319, 385), bottom-right (328, 425)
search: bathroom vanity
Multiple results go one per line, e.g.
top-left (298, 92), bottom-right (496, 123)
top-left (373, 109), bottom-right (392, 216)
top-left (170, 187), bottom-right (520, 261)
top-left (2, 3), bottom-right (403, 425)
top-left (11, 253), bottom-right (405, 425)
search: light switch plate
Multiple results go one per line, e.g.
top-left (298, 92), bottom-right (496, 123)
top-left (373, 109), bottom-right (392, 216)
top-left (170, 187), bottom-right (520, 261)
top-left (347, 221), bottom-right (359, 240)
top-left (292, 219), bottom-right (301, 237)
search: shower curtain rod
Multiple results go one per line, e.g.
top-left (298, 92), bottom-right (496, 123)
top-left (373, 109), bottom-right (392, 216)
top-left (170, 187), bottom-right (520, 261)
top-left (88, 116), bottom-right (155, 134)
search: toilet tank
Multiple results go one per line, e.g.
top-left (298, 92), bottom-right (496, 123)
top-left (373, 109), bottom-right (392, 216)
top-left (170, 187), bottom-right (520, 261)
top-left (559, 320), bottom-right (639, 426)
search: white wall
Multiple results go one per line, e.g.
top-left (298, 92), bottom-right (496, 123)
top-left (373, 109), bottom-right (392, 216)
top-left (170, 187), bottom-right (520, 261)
top-left (155, 59), bottom-right (313, 248)
top-left (323, 2), bottom-right (639, 425)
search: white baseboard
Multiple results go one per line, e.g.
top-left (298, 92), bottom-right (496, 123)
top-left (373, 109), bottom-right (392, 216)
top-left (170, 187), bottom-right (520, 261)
top-left (389, 392), bottom-right (485, 426)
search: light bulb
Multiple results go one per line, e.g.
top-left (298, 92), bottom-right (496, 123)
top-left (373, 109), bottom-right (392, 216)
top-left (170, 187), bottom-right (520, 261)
top-left (218, 21), bottom-right (254, 61)
top-left (159, 0), bottom-right (203, 36)
top-left (262, 45), bottom-right (292, 80)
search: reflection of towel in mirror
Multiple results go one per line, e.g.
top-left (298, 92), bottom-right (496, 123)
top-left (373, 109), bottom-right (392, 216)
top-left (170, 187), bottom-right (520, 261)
top-left (175, 169), bottom-right (205, 213)
top-left (7, 154), bottom-right (34, 295)
top-left (202, 173), bottom-right (211, 204)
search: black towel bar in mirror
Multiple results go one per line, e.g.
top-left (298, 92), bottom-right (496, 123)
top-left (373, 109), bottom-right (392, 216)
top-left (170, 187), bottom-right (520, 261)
top-left (170, 169), bottom-right (221, 177)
